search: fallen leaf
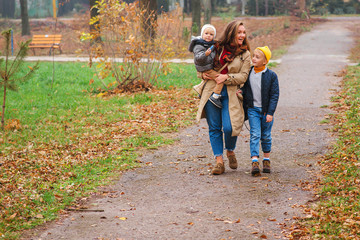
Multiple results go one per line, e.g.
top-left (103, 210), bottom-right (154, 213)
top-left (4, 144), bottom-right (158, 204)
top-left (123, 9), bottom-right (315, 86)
top-left (118, 217), bottom-right (127, 220)
top-left (281, 129), bottom-right (290, 132)
top-left (260, 234), bottom-right (268, 239)
top-left (187, 222), bottom-right (194, 225)
top-left (8, 213), bottom-right (17, 220)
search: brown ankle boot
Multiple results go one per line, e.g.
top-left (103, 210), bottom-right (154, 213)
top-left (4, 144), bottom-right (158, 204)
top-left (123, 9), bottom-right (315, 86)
top-left (263, 160), bottom-right (271, 173)
top-left (251, 161), bottom-right (260, 176)
top-left (212, 162), bottom-right (225, 175)
top-left (227, 154), bottom-right (238, 169)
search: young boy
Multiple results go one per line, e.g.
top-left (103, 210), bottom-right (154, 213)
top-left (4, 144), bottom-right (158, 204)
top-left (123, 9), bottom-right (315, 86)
top-left (242, 46), bottom-right (280, 176)
top-left (188, 24), bottom-right (223, 108)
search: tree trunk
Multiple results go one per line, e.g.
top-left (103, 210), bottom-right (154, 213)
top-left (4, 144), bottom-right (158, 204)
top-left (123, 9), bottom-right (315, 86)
top-left (203, 0), bottom-right (212, 24)
top-left (20, 0), bottom-right (30, 36)
top-left (58, 0), bottom-right (74, 17)
top-left (265, 0), bottom-right (268, 16)
top-left (297, 0), bottom-right (309, 18)
top-left (139, 0), bottom-right (158, 41)
top-left (255, 0), bottom-right (259, 16)
top-left (158, 0), bottom-right (169, 12)
top-left (1, 0), bottom-right (15, 18)
top-left (183, 0), bottom-right (191, 15)
top-left (241, 0), bottom-right (247, 15)
top-left (191, 0), bottom-right (201, 35)
top-left (1, 81), bottom-right (6, 130)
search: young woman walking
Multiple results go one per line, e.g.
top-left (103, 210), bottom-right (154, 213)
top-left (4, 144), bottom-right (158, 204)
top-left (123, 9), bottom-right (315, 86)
top-left (196, 20), bottom-right (251, 175)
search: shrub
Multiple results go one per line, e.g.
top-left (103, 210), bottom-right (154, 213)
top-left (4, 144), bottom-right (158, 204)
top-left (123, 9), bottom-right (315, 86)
top-left (345, 6), bottom-right (356, 14)
top-left (283, 20), bottom-right (290, 29)
top-left (333, 7), bottom-right (344, 15)
top-left (81, 1), bottom-right (186, 93)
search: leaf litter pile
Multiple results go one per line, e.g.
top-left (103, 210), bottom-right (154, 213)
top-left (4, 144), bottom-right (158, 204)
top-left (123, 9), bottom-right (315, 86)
top-left (289, 66), bottom-right (360, 239)
top-left (0, 88), bottom-right (197, 238)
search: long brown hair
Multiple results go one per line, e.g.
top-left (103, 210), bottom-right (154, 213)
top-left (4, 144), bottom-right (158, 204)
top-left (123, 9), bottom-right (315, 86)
top-left (214, 20), bottom-right (250, 68)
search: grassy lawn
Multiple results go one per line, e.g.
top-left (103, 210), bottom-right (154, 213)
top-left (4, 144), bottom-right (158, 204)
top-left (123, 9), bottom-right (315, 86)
top-left (292, 65), bottom-right (360, 239)
top-left (0, 62), bottom-right (199, 239)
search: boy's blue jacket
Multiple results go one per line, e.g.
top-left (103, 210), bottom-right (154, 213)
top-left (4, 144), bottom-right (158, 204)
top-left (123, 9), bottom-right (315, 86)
top-left (242, 67), bottom-right (280, 116)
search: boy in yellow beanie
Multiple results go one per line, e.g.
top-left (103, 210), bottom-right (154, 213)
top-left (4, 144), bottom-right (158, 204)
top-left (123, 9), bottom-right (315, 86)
top-left (242, 46), bottom-right (280, 176)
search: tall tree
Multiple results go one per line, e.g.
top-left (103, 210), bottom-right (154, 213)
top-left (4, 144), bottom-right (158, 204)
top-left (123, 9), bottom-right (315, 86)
top-left (183, 0), bottom-right (191, 15)
top-left (58, 0), bottom-right (75, 16)
top-left (192, 0), bottom-right (201, 35)
top-left (1, 0), bottom-right (15, 18)
top-left (241, 0), bottom-right (247, 15)
top-left (139, 0), bottom-right (158, 41)
top-left (158, 0), bottom-right (169, 12)
top-left (20, 0), bottom-right (30, 36)
top-left (297, 0), bottom-right (309, 18)
top-left (203, 0), bottom-right (212, 24)
top-left (255, 0), bottom-right (259, 15)
top-left (265, 0), bottom-right (269, 16)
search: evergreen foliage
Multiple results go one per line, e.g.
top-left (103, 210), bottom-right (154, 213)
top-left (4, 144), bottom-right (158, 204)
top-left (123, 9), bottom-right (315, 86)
top-left (0, 29), bottom-right (39, 129)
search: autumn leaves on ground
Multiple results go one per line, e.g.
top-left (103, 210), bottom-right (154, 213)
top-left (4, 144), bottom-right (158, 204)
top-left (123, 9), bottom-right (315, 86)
top-left (290, 23), bottom-right (360, 239)
top-left (0, 16), bottom-right (359, 239)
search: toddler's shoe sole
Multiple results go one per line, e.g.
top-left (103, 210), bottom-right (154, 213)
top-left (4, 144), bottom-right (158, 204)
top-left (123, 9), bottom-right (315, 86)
top-left (209, 96), bottom-right (222, 108)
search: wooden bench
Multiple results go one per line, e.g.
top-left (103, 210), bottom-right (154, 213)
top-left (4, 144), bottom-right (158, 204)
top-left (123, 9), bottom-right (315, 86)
top-left (29, 35), bottom-right (62, 55)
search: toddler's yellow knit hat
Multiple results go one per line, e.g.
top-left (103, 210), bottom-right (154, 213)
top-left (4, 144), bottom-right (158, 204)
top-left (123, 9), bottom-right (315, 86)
top-left (256, 46), bottom-right (271, 62)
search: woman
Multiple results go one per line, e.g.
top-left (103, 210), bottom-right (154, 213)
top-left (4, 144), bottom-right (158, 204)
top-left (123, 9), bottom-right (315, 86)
top-left (196, 20), bottom-right (251, 175)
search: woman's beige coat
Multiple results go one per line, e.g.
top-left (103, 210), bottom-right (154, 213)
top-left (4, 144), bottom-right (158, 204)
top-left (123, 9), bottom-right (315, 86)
top-left (196, 49), bottom-right (251, 136)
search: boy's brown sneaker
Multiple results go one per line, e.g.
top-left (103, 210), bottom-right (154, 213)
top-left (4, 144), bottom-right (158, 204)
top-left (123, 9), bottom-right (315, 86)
top-left (251, 161), bottom-right (260, 176)
top-left (263, 160), bottom-right (271, 173)
top-left (227, 154), bottom-right (238, 169)
top-left (212, 162), bottom-right (225, 175)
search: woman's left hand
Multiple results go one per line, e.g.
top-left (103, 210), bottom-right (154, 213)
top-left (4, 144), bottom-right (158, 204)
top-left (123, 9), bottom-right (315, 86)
top-left (215, 74), bottom-right (229, 84)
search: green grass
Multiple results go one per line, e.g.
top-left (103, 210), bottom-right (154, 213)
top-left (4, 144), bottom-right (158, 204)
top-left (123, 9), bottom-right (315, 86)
top-left (272, 45), bottom-right (288, 59)
top-left (0, 61), bottom-right (198, 239)
top-left (157, 63), bottom-right (198, 89)
top-left (319, 119), bottom-right (330, 124)
top-left (267, 62), bottom-right (279, 69)
top-left (1, 62), bottom-right (197, 150)
top-left (295, 65), bottom-right (360, 239)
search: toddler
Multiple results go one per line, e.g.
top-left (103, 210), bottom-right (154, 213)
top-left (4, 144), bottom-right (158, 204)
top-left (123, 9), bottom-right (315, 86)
top-left (188, 24), bottom-right (223, 108)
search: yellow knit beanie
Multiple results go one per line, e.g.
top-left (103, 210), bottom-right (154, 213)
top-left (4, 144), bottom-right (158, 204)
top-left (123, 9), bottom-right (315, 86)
top-left (256, 46), bottom-right (271, 62)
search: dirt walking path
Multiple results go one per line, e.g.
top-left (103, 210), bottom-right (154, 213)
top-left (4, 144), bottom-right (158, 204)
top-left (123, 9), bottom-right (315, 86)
top-left (25, 19), bottom-right (355, 240)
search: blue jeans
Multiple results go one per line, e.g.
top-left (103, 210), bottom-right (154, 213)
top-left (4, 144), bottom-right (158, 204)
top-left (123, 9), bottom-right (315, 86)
top-left (204, 86), bottom-right (237, 157)
top-left (248, 107), bottom-right (274, 158)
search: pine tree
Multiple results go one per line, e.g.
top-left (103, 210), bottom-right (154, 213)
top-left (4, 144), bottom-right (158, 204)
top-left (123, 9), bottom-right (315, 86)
top-left (0, 29), bottom-right (39, 130)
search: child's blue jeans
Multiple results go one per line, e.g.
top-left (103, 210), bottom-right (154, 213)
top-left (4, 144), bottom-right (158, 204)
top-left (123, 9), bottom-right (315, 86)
top-left (248, 107), bottom-right (274, 158)
top-left (204, 86), bottom-right (237, 157)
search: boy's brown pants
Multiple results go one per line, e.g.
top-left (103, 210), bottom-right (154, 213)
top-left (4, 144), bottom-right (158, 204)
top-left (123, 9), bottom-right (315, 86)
top-left (203, 69), bottom-right (223, 95)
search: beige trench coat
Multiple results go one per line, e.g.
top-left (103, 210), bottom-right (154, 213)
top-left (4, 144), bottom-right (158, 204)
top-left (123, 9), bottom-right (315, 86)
top-left (196, 49), bottom-right (251, 136)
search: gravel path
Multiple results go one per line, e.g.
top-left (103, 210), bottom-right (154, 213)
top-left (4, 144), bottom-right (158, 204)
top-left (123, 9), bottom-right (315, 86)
top-left (24, 19), bottom-right (356, 240)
